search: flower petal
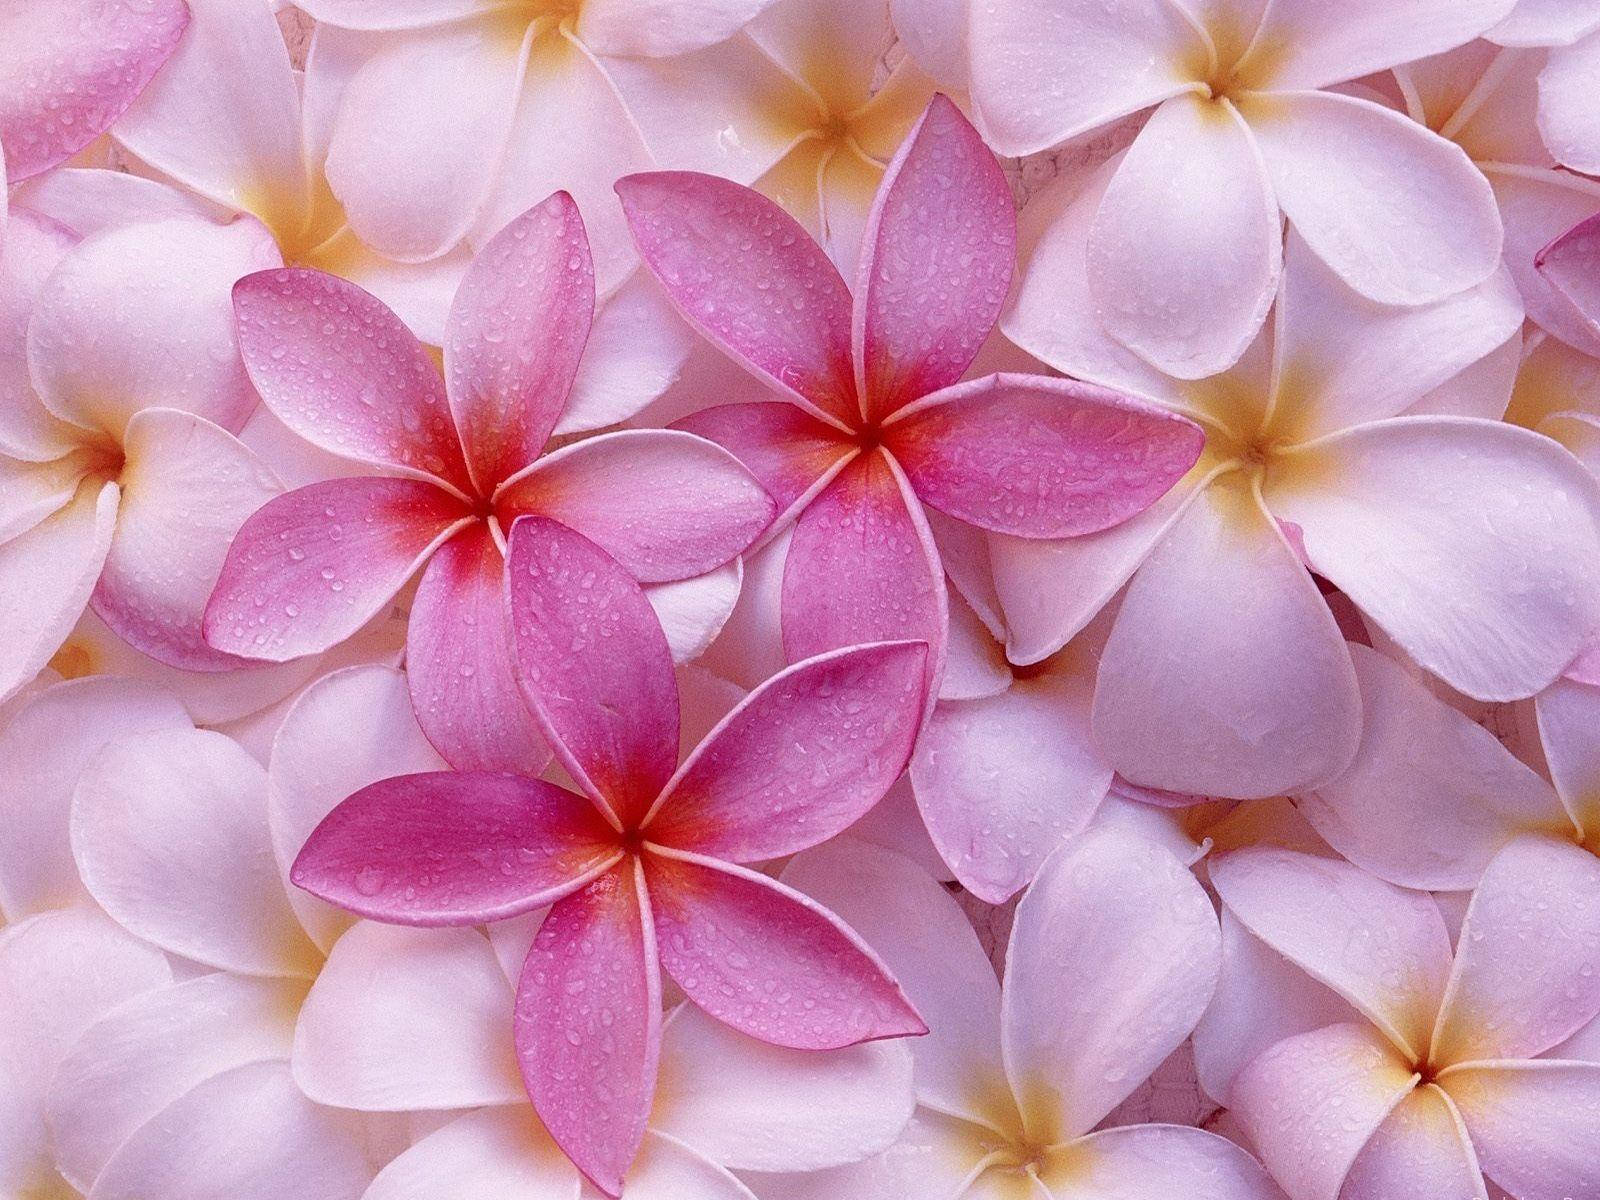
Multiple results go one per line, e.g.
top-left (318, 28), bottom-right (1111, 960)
top-left (578, 0), bottom-right (781, 56)
top-left (1340, 1085), bottom-right (1486, 1200)
top-left (1538, 676), bottom-right (1600, 835)
top-left (1443, 1060), bottom-right (1600, 1200)
top-left (291, 771), bottom-right (618, 924)
top-left (1490, 166), bottom-right (1600, 356)
top-left (0, 209), bottom-right (79, 462)
top-left (1493, 0), bottom-right (1600, 45)
top-left (296, 0), bottom-right (506, 29)
top-left (646, 641), bottom-right (926, 861)
top-left (1540, 34), bottom-right (1600, 173)
top-left (445, 192), bottom-right (594, 493)
top-left (205, 477), bottom-right (470, 662)
top-left (1241, 91), bottom-right (1501, 305)
top-left (885, 373), bottom-right (1204, 537)
top-left (644, 848), bottom-right (925, 1050)
top-left (1002, 826), bottom-right (1221, 1143)
top-left (1267, 416), bottom-right (1600, 701)
top-left (741, 1109), bottom-right (993, 1200)
top-left (1039, 1124), bottom-right (1286, 1200)
top-left (506, 515), bottom-right (680, 828)
top-left (646, 562), bottom-right (744, 665)
top-left (616, 171), bottom-right (858, 426)
top-left (557, 274), bottom-right (697, 436)
top-left (232, 268), bottom-right (472, 489)
top-left (674, 402), bottom-right (851, 524)
top-left (361, 1106), bottom-right (579, 1200)
top-left (515, 860), bottom-right (660, 1198)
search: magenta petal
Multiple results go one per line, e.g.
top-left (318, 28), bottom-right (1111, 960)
top-left (615, 171), bottom-right (859, 427)
top-left (233, 269), bottom-right (474, 492)
top-left (884, 373), bottom-right (1205, 538)
top-left (204, 477), bottom-right (471, 661)
top-left (781, 448), bottom-right (946, 673)
top-left (515, 860), bottom-right (660, 1198)
top-left (0, 0), bottom-right (189, 180)
top-left (647, 640), bottom-right (928, 862)
top-left (855, 94), bottom-right (1015, 423)
top-left (674, 402), bottom-right (852, 522)
top-left (644, 849), bottom-right (925, 1049)
top-left (505, 516), bottom-right (679, 828)
top-left (444, 192), bottom-right (595, 494)
top-left (406, 523), bottom-right (551, 775)
top-left (290, 771), bottom-right (619, 924)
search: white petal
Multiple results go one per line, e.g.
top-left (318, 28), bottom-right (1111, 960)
top-left (559, 274), bottom-right (696, 436)
top-left (1539, 32), bottom-right (1600, 172)
top-left (578, 0), bottom-right (781, 56)
top-left (362, 1106), bottom-right (579, 1200)
top-left (1488, 163), bottom-right (1600, 355)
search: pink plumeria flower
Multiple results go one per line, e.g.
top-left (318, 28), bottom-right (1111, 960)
top-left (762, 832), bottom-right (1285, 1200)
top-left (290, 517), bottom-right (930, 1195)
top-left (970, 0), bottom-right (1512, 378)
top-left (619, 95), bottom-right (1203, 687)
top-left (1000, 165), bottom-right (1600, 798)
top-left (204, 193), bottom-right (774, 775)
top-left (1201, 836), bottom-right (1600, 1200)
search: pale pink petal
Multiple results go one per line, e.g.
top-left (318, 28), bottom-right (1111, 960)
top-left (0, 210), bottom-right (79, 462)
top-left (855, 95), bottom-right (1013, 421)
top-left (506, 515), bottom-right (679, 828)
top-left (1431, 834), bottom-right (1600, 1065)
top-left (1491, 0), bottom-right (1600, 44)
top-left (1088, 93), bottom-right (1279, 379)
top-left (1039, 1124), bottom-right (1287, 1200)
top-left (7, 165), bottom-right (221, 239)
top-left (1092, 478), bottom-right (1362, 797)
top-left (95, 408), bottom-right (283, 671)
top-left (1209, 847), bottom-right (1453, 1061)
top-left (0, 479), bottom-right (118, 702)
top-left (361, 1106), bottom-right (579, 1200)
top-left (331, 239), bottom-right (475, 350)
top-left (28, 215), bottom-right (281, 437)
top-left (205, 477), bottom-right (471, 662)
top-left (646, 641), bottom-right (926, 861)
top-left (445, 192), bottom-right (594, 493)
top-left (89, 1060), bottom-right (374, 1200)
top-left (967, 1), bottom-right (1207, 156)
top-left (0, 453), bottom-right (90, 543)
top-left (911, 670), bottom-right (1110, 903)
top-left (891, 0), bottom-right (969, 86)
top-left (1242, 0), bottom-right (1517, 90)
top-left (744, 1110), bottom-right (993, 1200)
top-left (1231, 1023), bottom-right (1419, 1200)
top-left (781, 448), bottom-right (946, 673)
top-left (71, 727), bottom-right (320, 976)
top-left (232, 268), bottom-right (473, 490)
top-left (1266, 416), bottom-right (1600, 702)
top-left (514, 859), bottom-right (660, 1198)
top-left (1340, 1085), bottom-right (1486, 1200)
top-left (1443, 1060), bottom-right (1600, 1200)
top-left (1491, 167), bottom-right (1600, 356)
top-left (939, 580), bottom-right (1011, 701)
top-left (1002, 826), bottom-right (1221, 1143)
top-left (1241, 91), bottom-right (1502, 305)
top-left (294, 922), bottom-right (526, 1109)
top-left (1539, 33), bottom-right (1600, 173)
top-left (0, 0), bottom-right (189, 181)
top-left (297, 0), bottom-right (505, 29)
top-left (885, 373), bottom-right (1205, 537)
top-left (406, 523), bottom-right (549, 774)
top-left (1298, 644), bottom-right (1571, 892)
top-left (498, 429), bottom-right (775, 583)
top-left (578, 0), bottom-right (781, 56)
top-left (1536, 210), bottom-right (1600, 341)
top-left (616, 171), bottom-right (859, 426)
top-left (557, 274), bottom-right (697, 435)
top-left (674, 402), bottom-right (852, 522)
top-left (653, 1002), bottom-right (916, 1172)
top-left (292, 770), bottom-right (616, 924)
top-left (643, 848), bottom-right (924, 1049)
top-left (1538, 676), bottom-right (1600, 834)
top-left (646, 562), bottom-right (744, 665)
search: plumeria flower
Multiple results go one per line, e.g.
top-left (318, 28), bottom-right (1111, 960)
top-left (756, 831), bottom-right (1284, 1200)
top-left (204, 193), bottom-right (774, 775)
top-left (1201, 836), bottom-right (1600, 1200)
top-left (290, 516), bottom-right (930, 1195)
top-left (999, 165), bottom-right (1600, 798)
top-left (0, 199), bottom-right (292, 701)
top-left (1504, 330), bottom-right (1600, 487)
top-left (970, 0), bottom-right (1513, 378)
top-left (620, 95), bottom-right (1203, 688)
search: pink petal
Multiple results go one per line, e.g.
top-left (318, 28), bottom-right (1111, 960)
top-left (643, 848), bottom-right (925, 1049)
top-left (1536, 211), bottom-right (1600, 338)
top-left (405, 523), bottom-right (549, 775)
top-left (232, 269), bottom-right (473, 492)
top-left (1340, 1085), bottom-right (1486, 1200)
top-left (1230, 1023), bottom-right (1419, 1200)
top-left (1210, 847), bottom-right (1453, 1062)
top-left (854, 95), bottom-right (1014, 422)
top-left (0, 209), bottom-right (79, 462)
top-left (505, 515), bottom-right (679, 828)
top-left (616, 171), bottom-right (859, 427)
top-left (1538, 677), bottom-right (1600, 835)
top-left (0, 0), bottom-right (189, 181)
top-left (1431, 834), bottom-right (1600, 1066)
top-left (291, 771), bottom-right (618, 925)
top-left (1442, 1060), bottom-right (1600, 1200)
top-left (883, 373), bottom-right (1204, 538)
top-left (1039, 1124), bottom-right (1287, 1200)
top-left (674, 402), bottom-right (852, 522)
top-left (444, 192), bottom-right (594, 494)
top-left (514, 859), bottom-right (660, 1198)
top-left (781, 448), bottom-right (945, 676)
top-left (204, 477), bottom-right (471, 661)
top-left (645, 640), bottom-right (928, 861)
top-left (497, 429), bottom-right (775, 583)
